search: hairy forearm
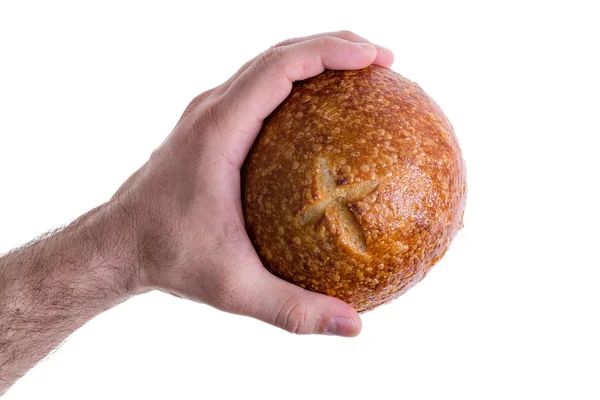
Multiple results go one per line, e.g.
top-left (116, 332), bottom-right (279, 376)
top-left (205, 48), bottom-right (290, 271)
top-left (0, 202), bottom-right (143, 394)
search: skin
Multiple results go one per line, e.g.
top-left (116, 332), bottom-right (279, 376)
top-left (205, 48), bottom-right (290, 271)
top-left (0, 31), bottom-right (394, 394)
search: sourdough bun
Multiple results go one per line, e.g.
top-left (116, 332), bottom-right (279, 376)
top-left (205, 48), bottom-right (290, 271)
top-left (242, 65), bottom-right (466, 312)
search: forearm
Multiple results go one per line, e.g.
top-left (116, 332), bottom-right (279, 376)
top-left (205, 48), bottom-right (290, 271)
top-left (0, 202), bottom-right (143, 394)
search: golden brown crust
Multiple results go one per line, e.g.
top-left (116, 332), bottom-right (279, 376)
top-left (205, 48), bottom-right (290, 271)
top-left (242, 66), bottom-right (467, 312)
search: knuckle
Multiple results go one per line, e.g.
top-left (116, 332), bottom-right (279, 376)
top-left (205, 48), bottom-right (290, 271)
top-left (273, 38), bottom-right (293, 47)
top-left (287, 303), bottom-right (310, 334)
top-left (312, 36), bottom-right (332, 50)
top-left (183, 89), bottom-right (213, 118)
top-left (202, 97), bottom-right (228, 133)
top-left (277, 297), bottom-right (312, 334)
top-left (258, 46), bottom-right (285, 69)
top-left (338, 29), bottom-right (356, 39)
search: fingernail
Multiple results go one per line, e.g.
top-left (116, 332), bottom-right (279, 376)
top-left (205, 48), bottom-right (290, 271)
top-left (326, 317), bottom-right (356, 336)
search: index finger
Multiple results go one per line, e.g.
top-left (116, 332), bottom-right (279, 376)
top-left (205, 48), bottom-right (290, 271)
top-left (214, 37), bottom-right (378, 163)
top-left (215, 30), bottom-right (393, 97)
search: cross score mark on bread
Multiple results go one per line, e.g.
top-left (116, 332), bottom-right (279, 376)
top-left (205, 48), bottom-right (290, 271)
top-left (298, 158), bottom-right (379, 253)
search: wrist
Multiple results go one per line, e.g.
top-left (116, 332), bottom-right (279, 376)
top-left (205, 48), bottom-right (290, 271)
top-left (83, 200), bottom-right (149, 299)
top-left (32, 200), bottom-right (151, 309)
top-left (107, 190), bottom-right (184, 293)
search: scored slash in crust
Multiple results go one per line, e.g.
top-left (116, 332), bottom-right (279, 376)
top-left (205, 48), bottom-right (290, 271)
top-left (297, 158), bottom-right (379, 253)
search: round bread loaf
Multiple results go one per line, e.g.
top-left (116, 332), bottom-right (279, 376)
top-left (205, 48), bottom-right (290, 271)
top-left (242, 65), bottom-right (466, 312)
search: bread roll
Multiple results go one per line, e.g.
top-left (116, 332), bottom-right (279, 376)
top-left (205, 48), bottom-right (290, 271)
top-left (242, 65), bottom-right (466, 312)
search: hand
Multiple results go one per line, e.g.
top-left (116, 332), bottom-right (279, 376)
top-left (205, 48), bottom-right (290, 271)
top-left (113, 31), bottom-right (394, 336)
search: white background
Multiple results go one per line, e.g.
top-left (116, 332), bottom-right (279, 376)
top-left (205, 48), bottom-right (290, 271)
top-left (1, 1), bottom-right (599, 399)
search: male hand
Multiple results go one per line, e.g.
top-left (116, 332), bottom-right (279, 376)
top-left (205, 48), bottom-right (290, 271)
top-left (113, 31), bottom-right (394, 336)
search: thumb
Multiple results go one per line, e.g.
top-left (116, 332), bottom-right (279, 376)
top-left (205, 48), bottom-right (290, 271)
top-left (236, 266), bottom-right (362, 337)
